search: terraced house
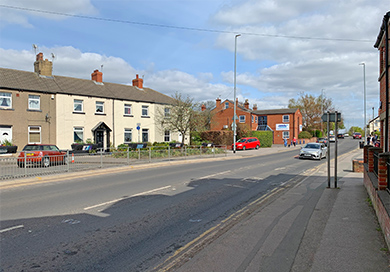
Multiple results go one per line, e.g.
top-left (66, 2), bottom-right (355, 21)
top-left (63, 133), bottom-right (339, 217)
top-left (0, 53), bottom-right (184, 151)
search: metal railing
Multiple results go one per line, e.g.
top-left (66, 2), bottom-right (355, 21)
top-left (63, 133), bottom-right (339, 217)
top-left (0, 145), bottom-right (227, 180)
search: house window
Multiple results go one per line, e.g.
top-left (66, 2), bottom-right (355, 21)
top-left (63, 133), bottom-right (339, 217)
top-left (164, 130), bottom-right (170, 142)
top-left (225, 102), bottom-right (229, 109)
top-left (252, 116), bottom-right (254, 123)
top-left (142, 105), bottom-right (149, 117)
top-left (164, 107), bottom-right (170, 118)
top-left (283, 131), bottom-right (289, 139)
top-left (283, 115), bottom-right (289, 122)
top-left (74, 99), bottom-right (83, 112)
top-left (73, 127), bottom-right (84, 142)
top-left (124, 104), bottom-right (132, 115)
top-left (28, 95), bottom-right (40, 110)
top-left (0, 92), bottom-right (12, 108)
top-left (255, 116), bottom-right (258, 123)
top-left (124, 128), bottom-right (132, 143)
top-left (239, 115), bottom-right (245, 123)
top-left (142, 128), bottom-right (149, 142)
top-left (96, 101), bottom-right (104, 113)
top-left (28, 126), bottom-right (41, 144)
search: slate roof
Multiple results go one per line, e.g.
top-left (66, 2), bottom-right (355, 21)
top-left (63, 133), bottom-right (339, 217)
top-left (0, 68), bottom-right (174, 105)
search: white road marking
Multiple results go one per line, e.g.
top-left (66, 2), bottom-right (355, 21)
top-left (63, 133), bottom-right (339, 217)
top-left (83, 185), bottom-right (172, 211)
top-left (0, 225), bottom-right (24, 233)
top-left (199, 170), bottom-right (231, 180)
top-left (274, 167), bottom-right (286, 171)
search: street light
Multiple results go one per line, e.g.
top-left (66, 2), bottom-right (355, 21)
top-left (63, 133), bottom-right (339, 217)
top-left (359, 62), bottom-right (366, 144)
top-left (233, 34), bottom-right (241, 153)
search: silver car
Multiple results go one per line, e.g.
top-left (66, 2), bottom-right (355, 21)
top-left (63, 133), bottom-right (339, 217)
top-left (299, 143), bottom-right (327, 160)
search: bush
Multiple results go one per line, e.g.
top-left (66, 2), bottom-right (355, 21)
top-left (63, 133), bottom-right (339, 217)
top-left (201, 130), bottom-right (233, 146)
top-left (250, 131), bottom-right (273, 147)
top-left (299, 131), bottom-right (312, 139)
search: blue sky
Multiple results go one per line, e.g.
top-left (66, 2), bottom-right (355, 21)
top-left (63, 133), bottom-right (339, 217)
top-left (0, 0), bottom-right (388, 129)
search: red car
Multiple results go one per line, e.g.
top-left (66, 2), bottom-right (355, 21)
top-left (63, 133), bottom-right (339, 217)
top-left (17, 144), bottom-right (67, 167)
top-left (353, 132), bottom-right (362, 139)
top-left (232, 137), bottom-right (261, 150)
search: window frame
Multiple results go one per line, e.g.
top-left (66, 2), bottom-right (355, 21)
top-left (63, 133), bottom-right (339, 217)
top-left (74, 99), bottom-right (84, 112)
top-left (124, 128), bottom-right (132, 143)
top-left (283, 115), bottom-right (290, 123)
top-left (96, 101), bottom-right (104, 114)
top-left (283, 131), bottom-right (290, 139)
top-left (164, 107), bottom-right (171, 118)
top-left (124, 104), bottom-right (132, 116)
top-left (164, 130), bottom-right (170, 142)
top-left (28, 94), bottom-right (40, 110)
top-left (28, 126), bottom-right (41, 144)
top-left (142, 128), bottom-right (149, 142)
top-left (142, 105), bottom-right (149, 117)
top-left (73, 127), bottom-right (84, 143)
top-left (225, 102), bottom-right (229, 109)
top-left (0, 92), bottom-right (12, 109)
top-left (239, 115), bottom-right (246, 123)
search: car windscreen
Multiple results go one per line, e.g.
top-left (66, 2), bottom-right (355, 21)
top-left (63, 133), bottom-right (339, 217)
top-left (305, 144), bottom-right (320, 149)
top-left (237, 139), bottom-right (247, 143)
top-left (23, 145), bottom-right (41, 151)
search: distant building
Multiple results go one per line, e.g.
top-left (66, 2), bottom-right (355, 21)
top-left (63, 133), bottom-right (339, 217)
top-left (0, 53), bottom-right (185, 150)
top-left (209, 98), bottom-right (302, 145)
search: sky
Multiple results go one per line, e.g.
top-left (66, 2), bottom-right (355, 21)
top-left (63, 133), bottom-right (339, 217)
top-left (0, 0), bottom-right (388, 130)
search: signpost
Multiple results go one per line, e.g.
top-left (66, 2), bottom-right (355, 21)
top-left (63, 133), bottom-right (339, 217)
top-left (137, 123), bottom-right (141, 142)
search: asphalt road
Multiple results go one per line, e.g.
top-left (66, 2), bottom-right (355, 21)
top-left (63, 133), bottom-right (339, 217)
top-left (0, 138), bottom-right (359, 271)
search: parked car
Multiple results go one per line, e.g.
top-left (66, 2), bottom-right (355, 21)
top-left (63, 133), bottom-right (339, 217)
top-left (299, 143), bottom-right (327, 160)
top-left (316, 137), bottom-right (328, 146)
top-left (353, 132), bottom-right (362, 139)
top-left (17, 144), bottom-right (67, 167)
top-left (232, 137), bottom-right (260, 150)
top-left (337, 133), bottom-right (344, 139)
top-left (344, 133), bottom-right (349, 137)
top-left (329, 135), bottom-right (336, 142)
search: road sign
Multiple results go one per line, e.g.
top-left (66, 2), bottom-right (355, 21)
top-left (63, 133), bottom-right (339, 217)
top-left (321, 112), bottom-right (341, 122)
top-left (136, 126), bottom-right (141, 130)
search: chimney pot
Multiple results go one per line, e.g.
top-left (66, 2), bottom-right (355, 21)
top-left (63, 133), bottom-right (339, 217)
top-left (132, 74), bottom-right (143, 89)
top-left (216, 98), bottom-right (221, 108)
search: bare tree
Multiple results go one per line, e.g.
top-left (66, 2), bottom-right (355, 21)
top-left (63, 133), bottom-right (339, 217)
top-left (155, 92), bottom-right (195, 145)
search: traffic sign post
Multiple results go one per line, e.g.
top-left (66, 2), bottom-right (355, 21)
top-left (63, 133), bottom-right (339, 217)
top-left (323, 111), bottom-right (341, 188)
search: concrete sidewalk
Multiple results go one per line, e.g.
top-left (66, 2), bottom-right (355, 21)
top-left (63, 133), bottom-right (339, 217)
top-left (168, 149), bottom-right (390, 272)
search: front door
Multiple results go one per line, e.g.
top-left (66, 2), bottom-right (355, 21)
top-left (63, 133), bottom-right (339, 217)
top-left (0, 126), bottom-right (12, 144)
top-left (96, 131), bottom-right (104, 149)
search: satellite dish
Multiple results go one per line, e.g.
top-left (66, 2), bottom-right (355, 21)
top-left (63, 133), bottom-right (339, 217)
top-left (32, 44), bottom-right (38, 55)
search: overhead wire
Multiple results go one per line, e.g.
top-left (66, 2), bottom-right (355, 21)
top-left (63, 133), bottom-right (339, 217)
top-left (0, 4), bottom-right (372, 43)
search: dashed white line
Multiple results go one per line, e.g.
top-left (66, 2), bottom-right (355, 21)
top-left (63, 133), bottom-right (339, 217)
top-left (83, 185), bottom-right (172, 211)
top-left (0, 225), bottom-right (24, 233)
top-left (199, 170), bottom-right (231, 180)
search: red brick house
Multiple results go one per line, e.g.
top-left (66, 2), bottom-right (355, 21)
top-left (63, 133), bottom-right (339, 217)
top-left (209, 98), bottom-right (302, 145)
top-left (374, 11), bottom-right (390, 152)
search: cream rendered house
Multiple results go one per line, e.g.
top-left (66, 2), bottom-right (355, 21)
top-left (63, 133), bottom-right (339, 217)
top-left (0, 53), bottom-right (184, 151)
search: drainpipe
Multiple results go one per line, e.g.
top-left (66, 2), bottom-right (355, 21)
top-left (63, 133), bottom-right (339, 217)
top-left (385, 12), bottom-right (389, 152)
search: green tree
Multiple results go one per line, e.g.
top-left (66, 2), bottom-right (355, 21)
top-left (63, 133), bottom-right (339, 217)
top-left (288, 92), bottom-right (336, 131)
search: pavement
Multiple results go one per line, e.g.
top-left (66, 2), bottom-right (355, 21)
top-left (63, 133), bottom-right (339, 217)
top-left (159, 146), bottom-right (390, 271)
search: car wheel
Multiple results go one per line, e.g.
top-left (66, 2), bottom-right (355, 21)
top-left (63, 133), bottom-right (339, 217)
top-left (243, 146), bottom-right (246, 150)
top-left (255, 145), bottom-right (259, 149)
top-left (41, 156), bottom-right (50, 167)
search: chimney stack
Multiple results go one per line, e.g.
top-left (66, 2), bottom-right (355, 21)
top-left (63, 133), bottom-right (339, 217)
top-left (216, 98), bottom-right (221, 108)
top-left (34, 52), bottom-right (53, 76)
top-left (91, 69), bottom-right (103, 83)
top-left (253, 104), bottom-right (258, 111)
top-left (201, 104), bottom-right (206, 112)
top-left (132, 74), bottom-right (143, 89)
top-left (244, 99), bottom-right (249, 109)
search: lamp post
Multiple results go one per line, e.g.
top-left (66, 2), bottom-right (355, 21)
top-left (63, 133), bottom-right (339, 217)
top-left (359, 62), bottom-right (366, 144)
top-left (233, 34), bottom-right (241, 153)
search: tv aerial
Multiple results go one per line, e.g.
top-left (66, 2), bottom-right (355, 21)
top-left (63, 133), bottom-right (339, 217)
top-left (32, 44), bottom-right (38, 55)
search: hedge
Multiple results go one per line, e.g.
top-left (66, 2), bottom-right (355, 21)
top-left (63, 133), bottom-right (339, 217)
top-left (250, 131), bottom-right (273, 147)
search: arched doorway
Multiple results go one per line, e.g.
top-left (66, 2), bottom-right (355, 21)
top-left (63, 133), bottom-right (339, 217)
top-left (92, 122), bottom-right (111, 151)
